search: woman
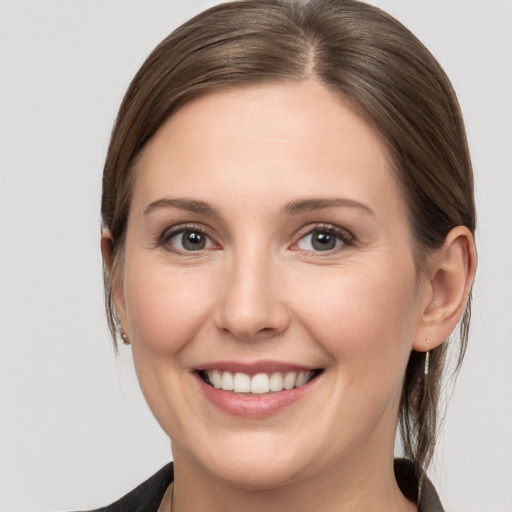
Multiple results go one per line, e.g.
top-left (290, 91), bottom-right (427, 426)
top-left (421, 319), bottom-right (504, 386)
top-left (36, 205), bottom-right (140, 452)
top-left (97, 0), bottom-right (476, 510)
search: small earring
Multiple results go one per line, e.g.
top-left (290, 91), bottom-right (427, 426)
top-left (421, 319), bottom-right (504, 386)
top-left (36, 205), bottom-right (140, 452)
top-left (120, 329), bottom-right (131, 345)
top-left (426, 338), bottom-right (431, 345)
top-left (424, 351), bottom-right (430, 376)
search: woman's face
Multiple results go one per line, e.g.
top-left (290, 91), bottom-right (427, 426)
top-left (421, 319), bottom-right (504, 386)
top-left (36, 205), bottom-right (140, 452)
top-left (116, 81), bottom-right (431, 488)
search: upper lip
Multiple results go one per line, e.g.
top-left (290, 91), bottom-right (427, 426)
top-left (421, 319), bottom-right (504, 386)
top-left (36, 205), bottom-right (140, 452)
top-left (194, 360), bottom-right (320, 375)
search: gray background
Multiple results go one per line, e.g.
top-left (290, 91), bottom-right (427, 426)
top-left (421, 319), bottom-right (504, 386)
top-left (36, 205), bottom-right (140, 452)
top-left (1, 1), bottom-right (511, 511)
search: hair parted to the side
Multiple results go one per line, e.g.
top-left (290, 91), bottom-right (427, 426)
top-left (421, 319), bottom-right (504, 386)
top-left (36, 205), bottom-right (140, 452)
top-left (101, 0), bottom-right (475, 473)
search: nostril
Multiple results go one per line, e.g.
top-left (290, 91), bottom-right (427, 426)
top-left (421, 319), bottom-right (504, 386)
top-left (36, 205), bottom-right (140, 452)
top-left (215, 308), bottom-right (291, 341)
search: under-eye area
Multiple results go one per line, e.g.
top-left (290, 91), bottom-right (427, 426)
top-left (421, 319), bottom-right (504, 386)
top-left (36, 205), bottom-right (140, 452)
top-left (197, 369), bottom-right (324, 394)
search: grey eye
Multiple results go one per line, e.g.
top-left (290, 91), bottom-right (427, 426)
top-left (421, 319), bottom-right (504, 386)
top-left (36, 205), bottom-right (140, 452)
top-left (168, 229), bottom-right (214, 251)
top-left (297, 230), bottom-right (344, 252)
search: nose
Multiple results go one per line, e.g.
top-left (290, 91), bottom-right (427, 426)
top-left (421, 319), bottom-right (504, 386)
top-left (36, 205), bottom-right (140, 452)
top-left (214, 249), bottom-right (290, 340)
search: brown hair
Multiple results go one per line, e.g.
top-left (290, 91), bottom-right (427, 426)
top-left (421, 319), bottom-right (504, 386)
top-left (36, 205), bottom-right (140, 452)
top-left (101, 0), bottom-right (475, 473)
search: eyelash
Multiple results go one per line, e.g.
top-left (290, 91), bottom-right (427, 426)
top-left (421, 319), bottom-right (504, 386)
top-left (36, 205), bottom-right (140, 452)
top-left (292, 223), bottom-right (356, 254)
top-left (157, 223), bottom-right (356, 254)
top-left (158, 223), bottom-right (217, 254)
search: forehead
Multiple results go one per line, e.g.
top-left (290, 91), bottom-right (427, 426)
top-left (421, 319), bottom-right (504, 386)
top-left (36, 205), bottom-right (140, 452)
top-left (131, 80), bottom-right (406, 224)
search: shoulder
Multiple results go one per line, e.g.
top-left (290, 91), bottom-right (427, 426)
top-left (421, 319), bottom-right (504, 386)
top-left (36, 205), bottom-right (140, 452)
top-left (394, 458), bottom-right (445, 512)
top-left (81, 462), bottom-right (174, 512)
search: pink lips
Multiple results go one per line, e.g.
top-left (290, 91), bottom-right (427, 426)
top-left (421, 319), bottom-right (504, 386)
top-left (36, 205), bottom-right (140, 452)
top-left (193, 360), bottom-right (320, 419)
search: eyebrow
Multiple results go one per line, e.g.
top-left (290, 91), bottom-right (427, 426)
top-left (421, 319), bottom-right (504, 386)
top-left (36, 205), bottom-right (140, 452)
top-left (143, 198), bottom-right (220, 217)
top-left (283, 198), bottom-right (374, 216)
top-left (143, 196), bottom-right (374, 217)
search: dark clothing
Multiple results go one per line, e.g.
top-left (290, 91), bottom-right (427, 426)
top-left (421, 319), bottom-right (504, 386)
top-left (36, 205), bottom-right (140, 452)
top-left (86, 459), bottom-right (444, 512)
top-left (85, 464), bottom-right (174, 512)
top-left (394, 459), bottom-right (445, 512)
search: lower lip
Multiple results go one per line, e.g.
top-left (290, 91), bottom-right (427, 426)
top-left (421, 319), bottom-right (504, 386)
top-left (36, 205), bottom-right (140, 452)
top-left (195, 373), bottom-right (318, 419)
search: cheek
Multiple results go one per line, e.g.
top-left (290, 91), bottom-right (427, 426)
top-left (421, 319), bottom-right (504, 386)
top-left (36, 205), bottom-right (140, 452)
top-left (123, 257), bottom-right (215, 356)
top-left (285, 259), bottom-right (421, 447)
top-left (290, 258), bottom-right (419, 373)
top-left (120, 257), bottom-right (219, 433)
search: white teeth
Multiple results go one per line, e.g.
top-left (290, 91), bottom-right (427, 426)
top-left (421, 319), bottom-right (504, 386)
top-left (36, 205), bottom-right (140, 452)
top-left (269, 372), bottom-right (284, 392)
top-left (283, 371), bottom-right (297, 390)
top-left (205, 369), bottom-right (315, 394)
top-left (221, 371), bottom-right (234, 391)
top-left (295, 371), bottom-right (310, 387)
top-left (250, 373), bottom-right (270, 394)
top-left (208, 370), bottom-right (222, 389)
top-left (233, 372), bottom-right (251, 392)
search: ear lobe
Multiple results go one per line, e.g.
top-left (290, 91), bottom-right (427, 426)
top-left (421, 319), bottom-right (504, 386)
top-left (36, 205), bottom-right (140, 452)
top-left (413, 226), bottom-right (477, 351)
top-left (100, 229), bottom-right (127, 323)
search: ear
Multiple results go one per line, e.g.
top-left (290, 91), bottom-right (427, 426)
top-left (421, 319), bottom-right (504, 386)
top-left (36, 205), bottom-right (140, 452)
top-left (413, 226), bottom-right (477, 352)
top-left (100, 229), bottom-right (127, 325)
top-left (101, 228), bottom-right (115, 273)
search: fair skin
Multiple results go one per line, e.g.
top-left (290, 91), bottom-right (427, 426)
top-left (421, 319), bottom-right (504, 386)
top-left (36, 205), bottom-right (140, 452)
top-left (102, 81), bottom-right (476, 511)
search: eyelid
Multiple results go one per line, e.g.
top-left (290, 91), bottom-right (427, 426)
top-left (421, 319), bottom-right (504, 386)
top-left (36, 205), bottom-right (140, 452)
top-left (157, 223), bottom-right (220, 253)
top-left (290, 223), bottom-right (356, 253)
top-left (155, 222), bottom-right (355, 254)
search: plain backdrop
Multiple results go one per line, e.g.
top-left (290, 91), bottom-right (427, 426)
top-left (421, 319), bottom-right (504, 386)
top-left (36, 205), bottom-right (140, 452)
top-left (1, 1), bottom-right (511, 511)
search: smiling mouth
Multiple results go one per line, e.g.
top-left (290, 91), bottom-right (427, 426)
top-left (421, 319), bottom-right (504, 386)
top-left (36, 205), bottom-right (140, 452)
top-left (197, 369), bottom-right (323, 395)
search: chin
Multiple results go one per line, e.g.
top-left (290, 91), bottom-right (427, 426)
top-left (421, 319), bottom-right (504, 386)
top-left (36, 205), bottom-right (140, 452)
top-left (177, 429), bottom-right (317, 491)
top-left (205, 452), bottom-right (308, 491)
